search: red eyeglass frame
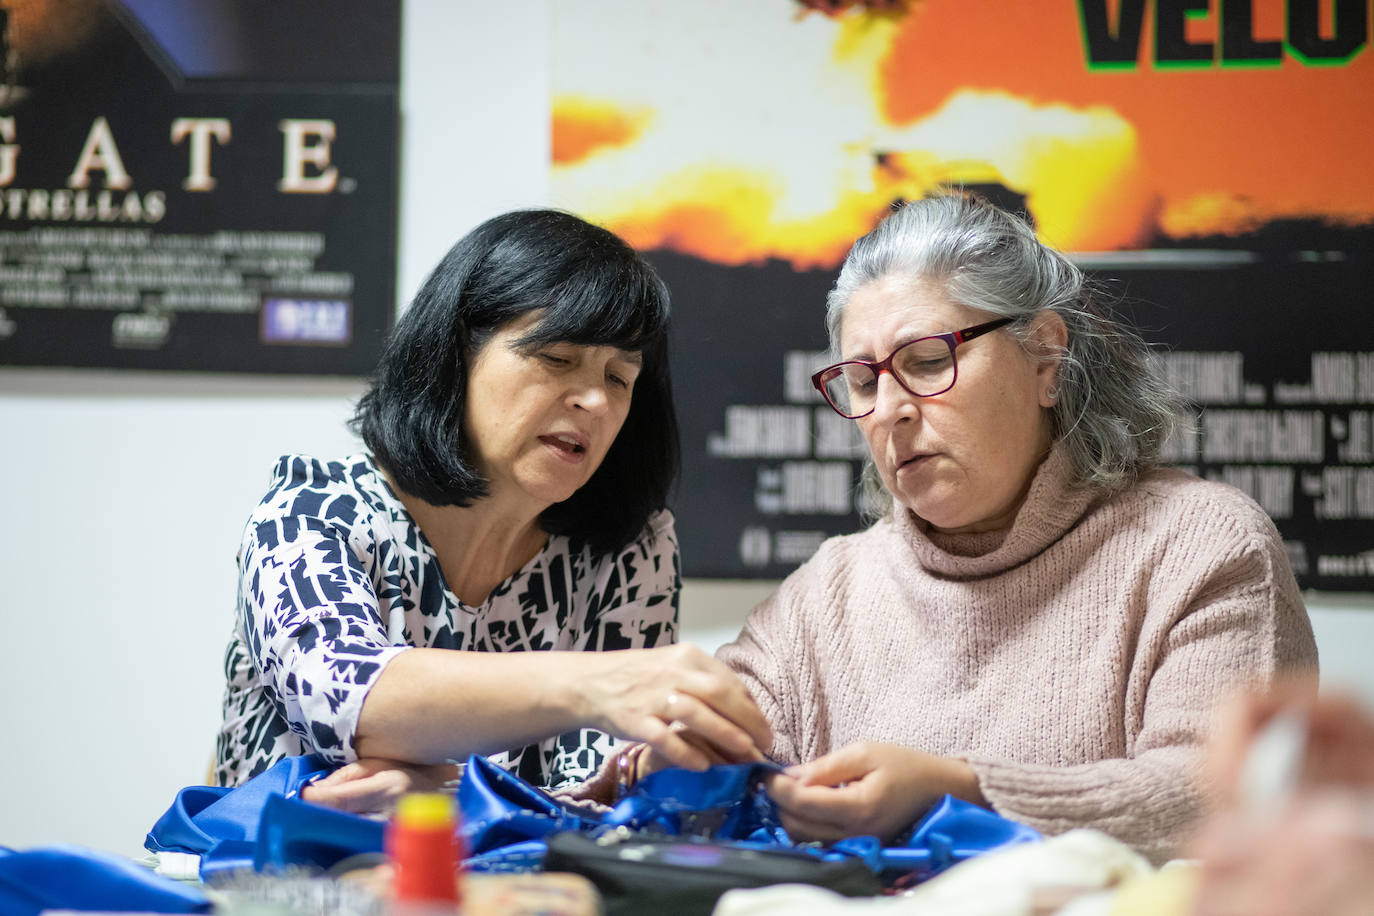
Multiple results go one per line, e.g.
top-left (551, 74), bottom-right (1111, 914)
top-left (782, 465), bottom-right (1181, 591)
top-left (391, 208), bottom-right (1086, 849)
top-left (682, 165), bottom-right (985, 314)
top-left (810, 316), bottom-right (1015, 418)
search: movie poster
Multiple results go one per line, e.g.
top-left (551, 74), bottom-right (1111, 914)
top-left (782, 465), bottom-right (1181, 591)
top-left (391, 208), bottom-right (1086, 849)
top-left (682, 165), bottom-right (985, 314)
top-left (551, 0), bottom-right (1374, 589)
top-left (0, 0), bottom-right (400, 374)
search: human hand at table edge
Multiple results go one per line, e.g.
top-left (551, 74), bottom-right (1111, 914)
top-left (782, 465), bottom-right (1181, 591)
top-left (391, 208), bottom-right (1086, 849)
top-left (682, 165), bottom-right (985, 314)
top-left (1203, 684), bottom-right (1374, 811)
top-left (300, 757), bottom-right (460, 815)
top-left (1187, 686), bottom-right (1374, 916)
top-left (765, 742), bottom-right (986, 844)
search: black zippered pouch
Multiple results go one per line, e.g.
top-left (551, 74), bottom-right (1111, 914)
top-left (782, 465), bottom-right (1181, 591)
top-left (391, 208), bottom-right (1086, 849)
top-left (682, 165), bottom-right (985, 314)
top-left (543, 831), bottom-right (881, 915)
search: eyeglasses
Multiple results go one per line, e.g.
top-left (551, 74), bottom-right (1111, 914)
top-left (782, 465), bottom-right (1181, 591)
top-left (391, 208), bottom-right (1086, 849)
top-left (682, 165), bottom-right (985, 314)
top-left (811, 317), bottom-right (1014, 419)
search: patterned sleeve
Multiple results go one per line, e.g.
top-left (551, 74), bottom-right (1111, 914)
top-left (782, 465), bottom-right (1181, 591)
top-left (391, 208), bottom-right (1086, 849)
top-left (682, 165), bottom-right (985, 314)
top-left (236, 459), bottom-right (408, 765)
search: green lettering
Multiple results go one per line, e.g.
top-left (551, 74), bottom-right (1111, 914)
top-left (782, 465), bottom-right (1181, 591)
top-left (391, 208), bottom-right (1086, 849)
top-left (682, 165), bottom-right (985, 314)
top-left (1287, 0), bottom-right (1369, 65)
top-left (1078, 0), bottom-right (1148, 70)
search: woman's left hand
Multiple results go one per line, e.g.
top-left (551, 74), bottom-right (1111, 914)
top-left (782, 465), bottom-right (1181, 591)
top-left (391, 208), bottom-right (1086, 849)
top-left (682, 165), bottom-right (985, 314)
top-left (300, 757), bottom-right (459, 815)
top-left (765, 742), bottom-right (984, 843)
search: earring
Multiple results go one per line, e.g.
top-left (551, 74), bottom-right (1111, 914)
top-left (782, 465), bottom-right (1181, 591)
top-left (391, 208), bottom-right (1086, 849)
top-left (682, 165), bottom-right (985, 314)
top-left (1046, 385), bottom-right (1059, 401)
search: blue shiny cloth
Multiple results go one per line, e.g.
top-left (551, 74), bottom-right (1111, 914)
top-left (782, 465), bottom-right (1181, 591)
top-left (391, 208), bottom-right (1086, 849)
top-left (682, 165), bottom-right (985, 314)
top-left (0, 844), bottom-right (210, 915)
top-left (459, 754), bottom-right (597, 852)
top-left (605, 759), bottom-right (785, 837)
top-left (145, 753), bottom-right (1041, 881)
top-left (457, 755), bottom-right (1040, 878)
top-left (454, 754), bottom-right (791, 871)
top-left (884, 794), bottom-right (1045, 878)
top-left (145, 754), bottom-right (384, 877)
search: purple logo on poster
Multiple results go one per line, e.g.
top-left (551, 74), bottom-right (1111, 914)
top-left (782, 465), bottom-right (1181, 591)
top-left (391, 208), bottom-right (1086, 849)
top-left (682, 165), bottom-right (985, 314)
top-left (261, 298), bottom-right (351, 345)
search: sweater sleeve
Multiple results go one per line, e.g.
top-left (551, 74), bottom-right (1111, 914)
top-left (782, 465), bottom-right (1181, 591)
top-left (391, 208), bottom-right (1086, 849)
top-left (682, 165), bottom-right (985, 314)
top-left (716, 564), bottom-right (820, 766)
top-left (968, 523), bottom-right (1318, 865)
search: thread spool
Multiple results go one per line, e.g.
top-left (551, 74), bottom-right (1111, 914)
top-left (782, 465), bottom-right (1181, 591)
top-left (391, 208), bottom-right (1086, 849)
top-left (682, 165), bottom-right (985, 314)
top-left (387, 792), bottom-right (462, 913)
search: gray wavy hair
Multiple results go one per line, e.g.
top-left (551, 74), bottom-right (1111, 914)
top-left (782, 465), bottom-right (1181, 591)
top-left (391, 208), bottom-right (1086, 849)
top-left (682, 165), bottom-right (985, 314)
top-left (826, 193), bottom-right (1189, 514)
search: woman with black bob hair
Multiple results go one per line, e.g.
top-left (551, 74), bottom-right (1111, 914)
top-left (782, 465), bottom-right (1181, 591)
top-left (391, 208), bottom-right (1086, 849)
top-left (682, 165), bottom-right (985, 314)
top-left (215, 209), bottom-right (770, 807)
top-left (357, 207), bottom-right (677, 554)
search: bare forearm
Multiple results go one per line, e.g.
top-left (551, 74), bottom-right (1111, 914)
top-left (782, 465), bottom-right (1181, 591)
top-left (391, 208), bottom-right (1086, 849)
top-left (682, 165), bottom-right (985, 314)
top-left (352, 648), bottom-right (596, 763)
top-left (349, 643), bottom-right (772, 772)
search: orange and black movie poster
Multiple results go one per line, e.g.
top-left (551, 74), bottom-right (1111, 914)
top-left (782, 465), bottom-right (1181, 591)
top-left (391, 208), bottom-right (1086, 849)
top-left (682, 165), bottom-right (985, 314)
top-left (0, 0), bottom-right (399, 374)
top-left (552, 0), bottom-right (1374, 589)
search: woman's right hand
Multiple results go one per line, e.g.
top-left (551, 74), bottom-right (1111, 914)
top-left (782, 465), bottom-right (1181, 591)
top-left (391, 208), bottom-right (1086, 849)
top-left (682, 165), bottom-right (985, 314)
top-left (573, 644), bottom-right (771, 771)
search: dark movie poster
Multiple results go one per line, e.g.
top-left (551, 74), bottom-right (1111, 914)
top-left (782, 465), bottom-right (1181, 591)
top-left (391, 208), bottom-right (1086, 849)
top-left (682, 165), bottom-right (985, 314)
top-left (0, 0), bottom-right (400, 375)
top-left (551, 0), bottom-right (1374, 591)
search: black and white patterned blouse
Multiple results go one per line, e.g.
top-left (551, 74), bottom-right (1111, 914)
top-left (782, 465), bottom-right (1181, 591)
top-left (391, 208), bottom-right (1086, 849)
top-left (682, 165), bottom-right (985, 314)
top-left (215, 454), bottom-right (680, 789)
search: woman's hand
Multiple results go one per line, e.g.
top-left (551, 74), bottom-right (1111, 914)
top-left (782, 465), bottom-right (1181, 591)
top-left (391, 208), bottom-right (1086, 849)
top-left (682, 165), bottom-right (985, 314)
top-left (630, 727), bottom-right (768, 787)
top-left (1191, 793), bottom-right (1374, 916)
top-left (1205, 688), bottom-right (1374, 808)
top-left (764, 742), bottom-right (984, 843)
top-left (574, 644), bottom-right (771, 772)
top-left (1189, 687), bottom-right (1374, 916)
top-left (300, 758), bottom-right (459, 815)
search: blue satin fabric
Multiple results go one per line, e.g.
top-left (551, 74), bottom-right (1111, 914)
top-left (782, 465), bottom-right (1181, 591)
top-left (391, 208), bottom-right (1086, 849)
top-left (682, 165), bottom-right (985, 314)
top-left (455, 754), bottom-right (599, 871)
top-left (145, 754), bottom-right (384, 877)
top-left (0, 844), bottom-right (211, 916)
top-left (887, 793), bottom-right (1044, 878)
top-left (606, 759), bottom-right (785, 837)
top-left (590, 759), bottom-right (1038, 879)
top-left (145, 753), bottom-right (1041, 882)
top-left (446, 755), bottom-right (1037, 878)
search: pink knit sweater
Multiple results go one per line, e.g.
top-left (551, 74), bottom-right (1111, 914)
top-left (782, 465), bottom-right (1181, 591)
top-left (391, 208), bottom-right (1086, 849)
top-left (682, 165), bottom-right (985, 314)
top-left (716, 449), bottom-right (1317, 864)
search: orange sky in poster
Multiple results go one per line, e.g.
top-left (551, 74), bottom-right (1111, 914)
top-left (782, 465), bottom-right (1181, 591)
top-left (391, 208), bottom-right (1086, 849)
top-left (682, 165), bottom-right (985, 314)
top-left (879, 1), bottom-right (1374, 229)
top-left (552, 0), bottom-right (1373, 265)
top-left (552, 97), bottom-right (653, 164)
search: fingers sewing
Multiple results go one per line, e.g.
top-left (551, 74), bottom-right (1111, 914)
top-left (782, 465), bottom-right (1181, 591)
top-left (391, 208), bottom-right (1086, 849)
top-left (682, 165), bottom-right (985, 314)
top-left (673, 668), bottom-right (772, 752)
top-left (766, 776), bottom-right (861, 828)
top-left (662, 691), bottom-right (760, 761)
top-left (792, 744), bottom-right (872, 787)
top-left (637, 717), bottom-right (713, 771)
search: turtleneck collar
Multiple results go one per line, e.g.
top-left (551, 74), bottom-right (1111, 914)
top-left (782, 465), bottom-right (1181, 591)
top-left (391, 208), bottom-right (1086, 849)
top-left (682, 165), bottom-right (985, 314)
top-left (891, 446), bottom-right (1099, 578)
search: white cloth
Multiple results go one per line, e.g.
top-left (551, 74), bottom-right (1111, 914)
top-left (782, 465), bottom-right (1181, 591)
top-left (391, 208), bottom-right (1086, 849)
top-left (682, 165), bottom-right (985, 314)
top-left (712, 830), bottom-right (1154, 916)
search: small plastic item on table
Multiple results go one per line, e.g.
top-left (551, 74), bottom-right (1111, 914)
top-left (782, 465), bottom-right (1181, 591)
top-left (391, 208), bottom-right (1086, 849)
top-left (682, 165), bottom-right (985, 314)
top-left (387, 792), bottom-right (463, 914)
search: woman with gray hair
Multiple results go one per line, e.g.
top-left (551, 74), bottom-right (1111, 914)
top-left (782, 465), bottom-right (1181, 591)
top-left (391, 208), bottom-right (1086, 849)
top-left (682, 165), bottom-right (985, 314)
top-left (670, 193), bottom-right (1316, 864)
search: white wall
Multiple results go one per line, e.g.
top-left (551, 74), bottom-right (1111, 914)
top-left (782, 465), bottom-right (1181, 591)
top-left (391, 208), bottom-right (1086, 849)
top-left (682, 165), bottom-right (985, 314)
top-left (1, 0), bottom-right (1370, 858)
top-left (0, 0), bottom-right (551, 859)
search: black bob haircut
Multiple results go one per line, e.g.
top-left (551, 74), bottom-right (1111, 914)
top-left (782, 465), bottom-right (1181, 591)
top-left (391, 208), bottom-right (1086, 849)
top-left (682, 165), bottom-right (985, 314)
top-left (351, 209), bottom-right (679, 554)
